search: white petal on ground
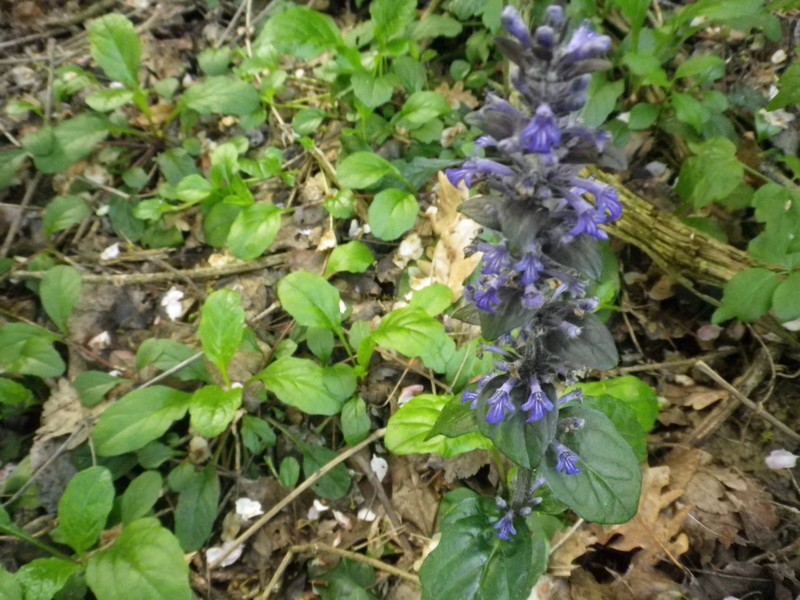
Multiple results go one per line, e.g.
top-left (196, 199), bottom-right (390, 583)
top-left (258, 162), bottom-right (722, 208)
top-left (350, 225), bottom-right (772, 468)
top-left (99, 243), bottom-right (120, 260)
top-left (370, 455), bottom-right (388, 482)
top-left (308, 499), bottom-right (329, 521)
top-left (332, 510), bottom-right (352, 529)
top-left (357, 507), bottom-right (377, 522)
top-left (235, 497), bottom-right (264, 520)
top-left (205, 540), bottom-right (243, 568)
top-left (160, 287), bottom-right (185, 320)
top-left (765, 449), bottom-right (798, 470)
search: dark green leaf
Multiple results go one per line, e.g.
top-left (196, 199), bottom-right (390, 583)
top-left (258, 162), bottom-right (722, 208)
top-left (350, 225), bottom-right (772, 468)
top-left (773, 272), bottom-right (800, 322)
top-left (136, 338), bottom-right (209, 382)
top-left (0, 323), bottom-right (64, 378)
top-left (74, 370), bottom-right (123, 408)
top-left (768, 59), bottom-right (800, 110)
top-left (256, 7), bottom-right (343, 60)
top-left (16, 558), bottom-right (81, 600)
top-left (258, 357), bottom-right (347, 415)
top-left (429, 395), bottom-right (481, 439)
top-left (336, 152), bottom-right (399, 189)
top-left (410, 15), bottom-right (462, 40)
top-left (324, 241), bottom-right (375, 276)
top-left (676, 137), bottom-right (743, 209)
top-left (581, 396), bottom-right (648, 461)
top-left (241, 416), bottom-right (276, 454)
top-left (279, 457), bottom-right (300, 488)
top-left (92, 386), bottom-right (191, 456)
top-left (174, 465), bottom-right (219, 551)
top-left (43, 196), bottom-right (91, 238)
top-left (0, 149), bottom-right (28, 189)
top-left (351, 72), bottom-right (399, 109)
top-left (301, 443), bottom-right (351, 500)
top-left (575, 376), bottom-right (659, 432)
top-left (370, 0), bottom-right (417, 42)
top-left (341, 396), bottom-right (371, 445)
top-left (542, 407), bottom-right (642, 523)
top-left (56, 466), bottom-right (114, 553)
top-left (22, 114), bottom-right (108, 174)
top-left (318, 559), bottom-right (377, 600)
top-left (86, 518), bottom-right (191, 600)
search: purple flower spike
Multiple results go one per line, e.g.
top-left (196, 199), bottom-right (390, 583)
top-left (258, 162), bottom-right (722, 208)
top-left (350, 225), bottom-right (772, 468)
top-left (558, 389), bottom-right (583, 406)
top-left (493, 510), bottom-right (517, 541)
top-left (564, 23), bottom-right (612, 63)
top-left (485, 378), bottom-right (517, 424)
top-left (501, 6), bottom-right (533, 49)
top-left (553, 442), bottom-right (582, 475)
top-left (534, 25), bottom-right (556, 49)
top-left (558, 321), bottom-right (582, 338)
top-left (471, 283), bottom-right (503, 314)
top-left (514, 247), bottom-right (545, 286)
top-left (479, 243), bottom-right (512, 275)
top-left (446, 158), bottom-right (515, 188)
top-left (521, 105), bottom-right (561, 154)
top-left (545, 5), bottom-right (565, 26)
top-left (521, 375), bottom-right (554, 422)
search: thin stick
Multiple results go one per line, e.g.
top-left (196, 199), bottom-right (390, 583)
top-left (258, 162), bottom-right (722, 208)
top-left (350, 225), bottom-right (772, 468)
top-left (293, 542), bottom-right (419, 584)
top-left (208, 428), bottom-right (387, 569)
top-left (0, 172), bottom-right (41, 259)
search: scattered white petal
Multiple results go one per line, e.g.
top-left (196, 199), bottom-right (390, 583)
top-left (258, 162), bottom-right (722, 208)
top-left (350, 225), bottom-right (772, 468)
top-left (99, 243), bottom-right (120, 260)
top-left (108, 370), bottom-right (122, 377)
top-left (206, 541), bottom-right (243, 568)
top-left (760, 108), bottom-right (795, 130)
top-left (109, 81), bottom-right (126, 90)
top-left (340, 300), bottom-right (347, 314)
top-left (357, 507), bottom-right (377, 522)
top-left (394, 233), bottom-right (424, 269)
top-left (398, 384), bottom-right (424, 407)
top-left (333, 510), bottom-right (352, 529)
top-left (765, 449), bottom-right (798, 470)
top-left (782, 317), bottom-right (800, 332)
top-left (348, 219), bottom-right (362, 238)
top-left (235, 498), bottom-right (264, 520)
top-left (88, 331), bottom-right (111, 351)
top-left (308, 499), bottom-right (329, 520)
top-left (208, 253), bottom-right (235, 268)
top-left (616, 111), bottom-right (631, 124)
top-left (771, 49), bottom-right (787, 64)
top-left (160, 287), bottom-right (185, 321)
top-left (370, 455), bottom-right (388, 482)
top-left (317, 228), bottom-right (337, 251)
top-left (96, 204), bottom-right (110, 216)
top-left (231, 382), bottom-right (244, 389)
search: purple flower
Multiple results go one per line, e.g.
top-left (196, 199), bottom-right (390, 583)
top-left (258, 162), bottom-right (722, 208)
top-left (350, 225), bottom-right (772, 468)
top-left (485, 378), bottom-right (517, 424)
top-left (514, 246), bottom-right (545, 286)
top-left (563, 23), bottom-right (612, 63)
top-left (558, 388), bottom-right (583, 406)
top-left (569, 211), bottom-right (608, 240)
top-left (553, 441), bottom-right (582, 475)
top-left (445, 158), bottom-right (514, 188)
top-left (545, 5), bottom-right (565, 26)
top-left (469, 280), bottom-right (503, 313)
top-left (521, 105), bottom-right (561, 154)
top-left (571, 178), bottom-right (622, 222)
top-left (520, 375), bottom-right (554, 422)
top-left (502, 6), bottom-right (533, 49)
top-left (493, 510), bottom-right (517, 540)
top-left (534, 25), bottom-right (556, 49)
top-left (479, 243), bottom-right (512, 275)
top-left (558, 321), bottom-right (582, 338)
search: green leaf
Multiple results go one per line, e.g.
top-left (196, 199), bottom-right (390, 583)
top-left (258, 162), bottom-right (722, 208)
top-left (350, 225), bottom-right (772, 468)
top-left (227, 203), bottom-right (282, 260)
top-left (279, 456), bottom-right (300, 488)
top-left (0, 566), bottom-right (21, 600)
top-left (627, 103), bottom-right (660, 130)
top-left (256, 6), bottom-right (343, 60)
top-left (293, 108), bottom-right (326, 136)
top-left (0, 149), bottom-right (28, 189)
top-left (671, 91), bottom-right (708, 133)
top-left (40, 265), bottom-right (82, 334)
top-left (409, 284), bottom-right (453, 316)
top-left (368, 189), bottom-right (418, 241)
top-left (92, 386), bottom-right (191, 456)
top-left (120, 471), bottom-right (163, 525)
top-left (85, 88), bottom-right (134, 111)
top-left (386, 394), bottom-right (492, 458)
top-left (582, 79), bottom-right (625, 127)
top-left (74, 370), bottom-right (123, 408)
top-left (86, 518), bottom-right (191, 600)
top-left (336, 152), bottom-right (399, 190)
top-left (198, 47), bottom-right (231, 76)
top-left (241, 415), bottom-right (276, 453)
top-left (189, 385), bottom-right (243, 438)
top-left (199, 289), bottom-right (246, 378)
top-left (259, 357), bottom-right (348, 415)
top-left (581, 396), bottom-right (648, 461)
top-left (773, 272), bottom-right (800, 322)
top-left (301, 443), bottom-right (351, 500)
top-left (174, 465), bottom-right (219, 551)
top-left (351, 72), bottom-right (399, 109)
top-left (620, 51), bottom-right (669, 87)
top-left (429, 395), bottom-right (481, 439)
top-left (341, 397), bottom-right (371, 445)
top-left (89, 14), bottom-right (141, 89)
top-left (712, 267), bottom-right (781, 324)
top-left (373, 307), bottom-right (448, 358)
top-left (43, 196), bottom-right (91, 238)
top-left (420, 489), bottom-right (543, 600)
top-left (542, 407), bottom-right (642, 523)
top-left (574, 376), bottom-right (659, 432)
top-left (15, 558), bottom-right (81, 600)
top-left (411, 15), bottom-right (462, 40)
top-left (0, 377), bottom-right (34, 407)
top-left (371, 0), bottom-right (417, 42)
top-left (22, 114), bottom-right (108, 174)
top-left (325, 241), bottom-right (375, 276)
top-left (615, 0), bottom-right (650, 32)
top-left (136, 338), bottom-right (209, 382)
top-left (395, 91), bottom-right (451, 128)
top-left (317, 559), bottom-right (377, 600)
top-left (277, 271), bottom-right (342, 332)
top-left (0, 323), bottom-right (64, 378)
top-left (676, 137), bottom-right (744, 209)
top-left (674, 54), bottom-right (725, 82)
top-left (182, 76), bottom-right (260, 116)
top-left (56, 466), bottom-right (114, 553)
top-left (767, 60), bottom-right (800, 110)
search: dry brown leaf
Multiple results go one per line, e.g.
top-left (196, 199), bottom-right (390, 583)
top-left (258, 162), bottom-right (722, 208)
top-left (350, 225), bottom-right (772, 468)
top-left (417, 173), bottom-right (481, 300)
top-left (389, 456), bottom-right (438, 535)
top-left (549, 526), bottom-right (598, 577)
top-left (663, 382), bottom-right (729, 410)
top-left (434, 81), bottom-right (479, 109)
top-left (36, 378), bottom-right (106, 448)
top-left (594, 465), bottom-right (691, 568)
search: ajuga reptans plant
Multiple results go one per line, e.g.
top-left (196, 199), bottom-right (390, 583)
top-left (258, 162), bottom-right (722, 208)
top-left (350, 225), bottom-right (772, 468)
top-left (443, 5), bottom-right (641, 545)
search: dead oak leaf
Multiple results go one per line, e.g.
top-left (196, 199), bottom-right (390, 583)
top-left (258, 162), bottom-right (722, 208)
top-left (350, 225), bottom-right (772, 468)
top-left (434, 81), bottom-right (479, 109)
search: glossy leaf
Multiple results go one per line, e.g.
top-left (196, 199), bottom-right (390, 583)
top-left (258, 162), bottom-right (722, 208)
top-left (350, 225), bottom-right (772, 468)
top-left (542, 407), bottom-right (642, 523)
top-left (301, 443), bottom-right (351, 500)
top-left (368, 189), bottom-right (418, 241)
top-left (182, 76), bottom-right (260, 116)
top-left (56, 466), bottom-right (114, 553)
top-left (0, 323), bottom-right (64, 378)
top-left (120, 471), bottom-right (163, 525)
top-left (89, 14), bottom-right (141, 89)
top-left (189, 385), bottom-right (243, 438)
top-left (278, 271), bottom-right (342, 332)
top-left (198, 289), bottom-right (246, 377)
top-left (324, 241), bottom-right (375, 276)
top-left (256, 6), bottom-right (343, 60)
top-left (15, 558), bottom-right (80, 600)
top-left (227, 203), bottom-right (282, 259)
top-left (174, 465), bottom-right (219, 551)
top-left (258, 357), bottom-right (347, 415)
top-left (40, 265), bottom-right (82, 334)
